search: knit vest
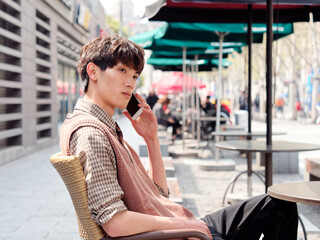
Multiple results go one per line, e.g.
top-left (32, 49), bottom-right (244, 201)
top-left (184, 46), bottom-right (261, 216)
top-left (60, 111), bottom-right (195, 220)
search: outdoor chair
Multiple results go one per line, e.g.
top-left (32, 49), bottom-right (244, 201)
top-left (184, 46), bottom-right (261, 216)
top-left (49, 152), bottom-right (211, 240)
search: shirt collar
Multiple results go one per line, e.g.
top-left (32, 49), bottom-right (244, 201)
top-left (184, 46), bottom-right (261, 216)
top-left (73, 98), bottom-right (117, 134)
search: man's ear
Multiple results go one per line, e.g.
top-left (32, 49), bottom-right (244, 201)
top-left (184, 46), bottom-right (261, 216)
top-left (86, 62), bottom-right (98, 82)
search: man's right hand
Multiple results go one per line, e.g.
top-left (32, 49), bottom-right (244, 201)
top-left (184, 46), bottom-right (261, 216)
top-left (184, 219), bottom-right (212, 240)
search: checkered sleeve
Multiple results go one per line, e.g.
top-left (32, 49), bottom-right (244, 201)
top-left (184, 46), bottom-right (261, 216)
top-left (70, 126), bottom-right (127, 225)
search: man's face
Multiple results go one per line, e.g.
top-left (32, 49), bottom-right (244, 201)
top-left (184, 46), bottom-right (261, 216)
top-left (95, 62), bottom-right (140, 115)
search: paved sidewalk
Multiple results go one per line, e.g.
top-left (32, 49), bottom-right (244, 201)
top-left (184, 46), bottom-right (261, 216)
top-left (0, 143), bottom-right (80, 239)
top-left (0, 117), bottom-right (319, 239)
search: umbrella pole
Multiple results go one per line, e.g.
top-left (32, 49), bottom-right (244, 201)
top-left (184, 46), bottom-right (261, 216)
top-left (191, 62), bottom-right (196, 139)
top-left (266, 0), bottom-right (273, 145)
top-left (182, 47), bottom-right (187, 149)
top-left (247, 4), bottom-right (253, 134)
top-left (214, 32), bottom-right (226, 163)
top-left (265, 0), bottom-right (273, 191)
top-left (195, 55), bottom-right (201, 148)
top-left (246, 4), bottom-right (253, 197)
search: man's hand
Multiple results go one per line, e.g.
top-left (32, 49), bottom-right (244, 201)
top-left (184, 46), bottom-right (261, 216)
top-left (123, 93), bottom-right (158, 141)
top-left (185, 219), bottom-right (212, 240)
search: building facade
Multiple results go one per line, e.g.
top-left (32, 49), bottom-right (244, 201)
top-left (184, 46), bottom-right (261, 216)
top-left (0, 0), bottom-right (106, 164)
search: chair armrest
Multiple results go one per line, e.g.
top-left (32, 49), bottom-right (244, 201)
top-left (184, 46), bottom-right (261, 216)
top-left (101, 229), bottom-right (212, 240)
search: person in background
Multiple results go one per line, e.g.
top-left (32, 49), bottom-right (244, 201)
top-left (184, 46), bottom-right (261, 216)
top-left (253, 93), bottom-right (260, 112)
top-left (146, 88), bottom-right (159, 109)
top-left (202, 95), bottom-right (216, 115)
top-left (153, 96), bottom-right (181, 142)
top-left (239, 90), bottom-right (248, 110)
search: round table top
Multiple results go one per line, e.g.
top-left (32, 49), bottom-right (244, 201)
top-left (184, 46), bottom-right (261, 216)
top-left (267, 181), bottom-right (320, 205)
top-left (215, 140), bottom-right (320, 153)
top-left (192, 116), bottom-right (219, 121)
top-left (211, 131), bottom-right (286, 137)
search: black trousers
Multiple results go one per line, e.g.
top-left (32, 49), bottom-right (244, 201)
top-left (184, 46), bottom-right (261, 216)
top-left (167, 119), bottom-right (181, 136)
top-left (201, 194), bottom-right (298, 240)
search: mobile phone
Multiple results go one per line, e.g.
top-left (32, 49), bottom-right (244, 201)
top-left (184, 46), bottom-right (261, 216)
top-left (126, 94), bottom-right (144, 120)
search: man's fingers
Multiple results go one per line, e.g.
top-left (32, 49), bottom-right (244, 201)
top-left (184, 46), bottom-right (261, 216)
top-left (134, 93), bottom-right (151, 110)
top-left (135, 93), bottom-right (146, 103)
top-left (123, 111), bottom-right (134, 121)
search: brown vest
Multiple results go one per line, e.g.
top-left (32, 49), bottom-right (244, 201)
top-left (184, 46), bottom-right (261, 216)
top-left (60, 111), bottom-right (195, 220)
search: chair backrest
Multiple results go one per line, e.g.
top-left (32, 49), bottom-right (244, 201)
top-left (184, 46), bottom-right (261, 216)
top-left (50, 152), bottom-right (212, 240)
top-left (50, 152), bottom-right (104, 240)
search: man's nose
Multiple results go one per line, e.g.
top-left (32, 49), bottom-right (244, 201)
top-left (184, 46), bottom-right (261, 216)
top-left (125, 78), bottom-right (135, 88)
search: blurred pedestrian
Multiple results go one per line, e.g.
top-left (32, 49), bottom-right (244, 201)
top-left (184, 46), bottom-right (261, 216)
top-left (202, 95), bottom-right (216, 115)
top-left (146, 88), bottom-right (158, 109)
top-left (153, 96), bottom-right (181, 142)
top-left (275, 97), bottom-right (284, 114)
top-left (239, 90), bottom-right (248, 110)
top-left (253, 93), bottom-right (260, 112)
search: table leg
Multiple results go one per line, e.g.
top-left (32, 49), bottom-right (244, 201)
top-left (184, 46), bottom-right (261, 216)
top-left (197, 119), bottom-right (201, 148)
top-left (264, 152), bottom-right (273, 192)
top-left (247, 152), bottom-right (252, 196)
top-left (246, 136), bottom-right (253, 196)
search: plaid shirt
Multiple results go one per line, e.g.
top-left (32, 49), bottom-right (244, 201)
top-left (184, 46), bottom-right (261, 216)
top-left (69, 99), bottom-right (127, 225)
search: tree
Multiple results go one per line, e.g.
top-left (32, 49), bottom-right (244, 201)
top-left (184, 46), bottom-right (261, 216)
top-left (105, 15), bottom-right (131, 38)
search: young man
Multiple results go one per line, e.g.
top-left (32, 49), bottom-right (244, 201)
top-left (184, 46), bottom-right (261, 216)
top-left (60, 34), bottom-right (298, 240)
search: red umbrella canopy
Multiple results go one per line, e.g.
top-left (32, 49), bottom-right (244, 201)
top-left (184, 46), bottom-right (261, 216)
top-left (152, 72), bottom-right (206, 95)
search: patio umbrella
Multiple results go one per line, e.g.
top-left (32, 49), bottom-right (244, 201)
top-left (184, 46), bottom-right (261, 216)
top-left (142, 0), bottom-right (318, 138)
top-left (145, 0), bottom-right (320, 23)
top-left (150, 22), bottom-right (291, 43)
top-left (152, 71), bottom-right (207, 95)
top-left (146, 22), bottom-right (292, 137)
top-left (147, 58), bottom-right (231, 72)
top-left (141, 0), bottom-right (319, 189)
top-left (131, 21), bottom-right (293, 154)
top-left (149, 46), bottom-right (236, 71)
top-left (130, 22), bottom-right (251, 49)
top-left (147, 56), bottom-right (231, 71)
top-left (131, 24), bottom-right (249, 147)
top-left (149, 46), bottom-right (241, 58)
top-left (130, 21), bottom-right (292, 132)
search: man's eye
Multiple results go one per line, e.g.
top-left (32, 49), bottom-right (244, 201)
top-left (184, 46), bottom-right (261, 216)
top-left (120, 68), bottom-right (126, 73)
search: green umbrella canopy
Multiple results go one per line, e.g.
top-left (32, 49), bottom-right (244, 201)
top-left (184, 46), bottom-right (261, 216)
top-left (166, 22), bottom-right (293, 42)
top-left (147, 57), bottom-right (231, 67)
top-left (130, 22), bottom-right (293, 50)
top-left (130, 22), bottom-right (247, 50)
top-left (147, 57), bottom-right (231, 72)
top-left (150, 46), bottom-right (242, 59)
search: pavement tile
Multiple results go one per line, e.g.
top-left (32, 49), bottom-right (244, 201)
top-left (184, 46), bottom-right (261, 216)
top-left (53, 218), bottom-right (78, 232)
top-left (45, 232), bottom-right (80, 239)
top-left (0, 232), bottom-right (48, 239)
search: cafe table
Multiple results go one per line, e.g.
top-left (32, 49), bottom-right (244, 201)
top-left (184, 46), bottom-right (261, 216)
top-left (268, 181), bottom-right (320, 240)
top-left (194, 116), bottom-right (230, 149)
top-left (268, 181), bottom-right (320, 205)
top-left (212, 131), bottom-right (286, 204)
top-left (215, 140), bottom-right (320, 192)
top-left (211, 131), bottom-right (286, 141)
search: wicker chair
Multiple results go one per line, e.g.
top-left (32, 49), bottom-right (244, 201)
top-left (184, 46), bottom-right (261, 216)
top-left (50, 152), bottom-right (211, 240)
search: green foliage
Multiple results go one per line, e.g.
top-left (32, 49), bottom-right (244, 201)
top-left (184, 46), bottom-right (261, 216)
top-left (105, 15), bottom-right (131, 38)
